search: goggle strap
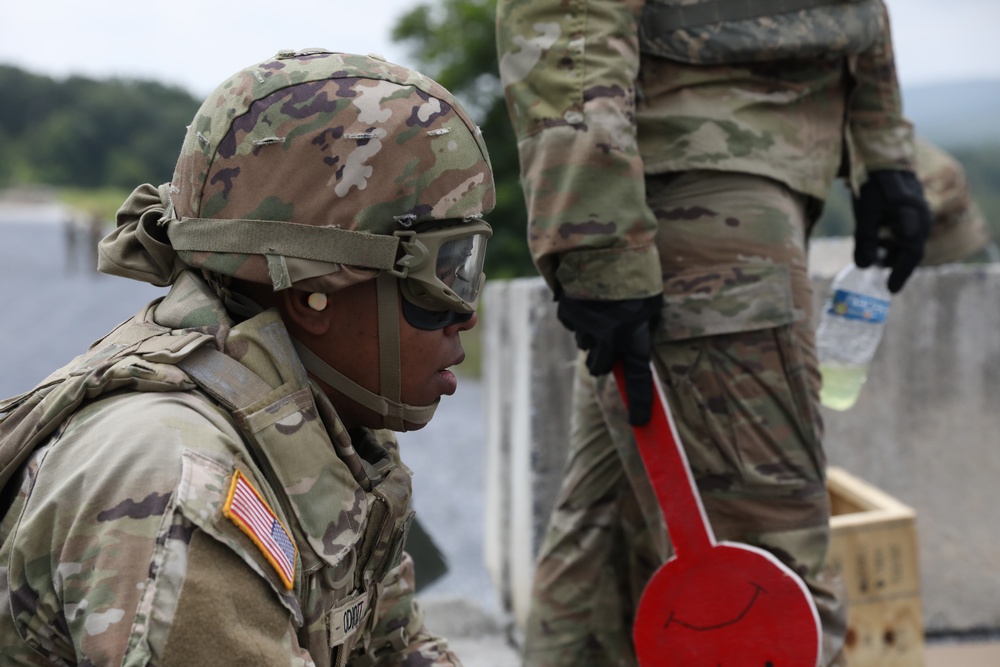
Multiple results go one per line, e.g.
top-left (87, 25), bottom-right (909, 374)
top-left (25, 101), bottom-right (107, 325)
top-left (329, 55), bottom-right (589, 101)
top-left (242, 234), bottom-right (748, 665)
top-left (290, 341), bottom-right (438, 428)
top-left (376, 273), bottom-right (404, 431)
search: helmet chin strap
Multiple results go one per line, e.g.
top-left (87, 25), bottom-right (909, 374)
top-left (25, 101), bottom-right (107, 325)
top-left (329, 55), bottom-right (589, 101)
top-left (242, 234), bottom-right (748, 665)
top-left (291, 272), bottom-right (439, 431)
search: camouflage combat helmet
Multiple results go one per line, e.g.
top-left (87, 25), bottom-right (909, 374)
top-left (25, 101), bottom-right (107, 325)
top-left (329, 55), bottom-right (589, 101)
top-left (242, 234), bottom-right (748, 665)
top-left (99, 49), bottom-right (496, 430)
top-left (169, 48), bottom-right (494, 293)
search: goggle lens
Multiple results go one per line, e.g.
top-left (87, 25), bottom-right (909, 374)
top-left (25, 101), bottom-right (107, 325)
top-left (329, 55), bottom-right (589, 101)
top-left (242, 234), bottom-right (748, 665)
top-left (435, 233), bottom-right (487, 305)
top-left (393, 218), bottom-right (491, 318)
top-left (401, 297), bottom-right (474, 331)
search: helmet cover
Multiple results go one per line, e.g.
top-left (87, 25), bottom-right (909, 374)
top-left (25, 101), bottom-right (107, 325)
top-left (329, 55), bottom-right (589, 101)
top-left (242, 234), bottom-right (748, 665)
top-left (170, 49), bottom-right (495, 293)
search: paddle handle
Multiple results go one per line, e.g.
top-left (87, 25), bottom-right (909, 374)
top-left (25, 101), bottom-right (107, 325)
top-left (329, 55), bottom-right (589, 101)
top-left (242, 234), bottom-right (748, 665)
top-left (614, 362), bottom-right (715, 557)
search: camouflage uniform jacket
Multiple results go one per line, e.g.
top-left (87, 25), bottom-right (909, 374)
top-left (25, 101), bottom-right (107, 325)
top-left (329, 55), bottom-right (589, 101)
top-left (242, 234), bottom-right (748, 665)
top-left (497, 0), bottom-right (917, 300)
top-left (0, 271), bottom-right (458, 667)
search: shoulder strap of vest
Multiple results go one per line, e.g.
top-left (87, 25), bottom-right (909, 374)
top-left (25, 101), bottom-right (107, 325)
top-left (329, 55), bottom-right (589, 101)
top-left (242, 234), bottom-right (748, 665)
top-left (176, 346), bottom-right (274, 414)
top-left (644, 0), bottom-right (853, 30)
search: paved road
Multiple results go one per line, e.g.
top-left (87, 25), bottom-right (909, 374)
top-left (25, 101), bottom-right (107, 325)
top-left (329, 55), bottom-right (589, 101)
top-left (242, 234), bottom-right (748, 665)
top-left (0, 215), bottom-right (167, 398)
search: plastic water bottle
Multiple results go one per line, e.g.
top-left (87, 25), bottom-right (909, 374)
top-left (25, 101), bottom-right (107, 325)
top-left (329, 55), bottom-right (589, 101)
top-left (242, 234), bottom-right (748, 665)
top-left (816, 263), bottom-right (891, 411)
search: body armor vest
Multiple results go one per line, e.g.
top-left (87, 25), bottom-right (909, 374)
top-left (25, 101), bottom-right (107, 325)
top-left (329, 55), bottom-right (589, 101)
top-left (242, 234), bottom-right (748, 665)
top-left (0, 290), bottom-right (413, 666)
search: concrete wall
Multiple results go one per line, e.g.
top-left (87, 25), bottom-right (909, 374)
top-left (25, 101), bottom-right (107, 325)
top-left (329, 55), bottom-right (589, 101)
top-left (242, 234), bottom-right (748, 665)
top-left (483, 257), bottom-right (1000, 635)
top-left (482, 281), bottom-right (577, 627)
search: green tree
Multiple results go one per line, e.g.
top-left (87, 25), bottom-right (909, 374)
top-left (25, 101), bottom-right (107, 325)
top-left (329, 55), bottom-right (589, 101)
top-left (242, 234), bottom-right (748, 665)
top-left (393, 0), bottom-right (535, 279)
top-left (0, 125), bottom-right (11, 186)
top-left (0, 66), bottom-right (68, 136)
top-left (27, 107), bottom-right (103, 186)
top-left (0, 66), bottom-right (199, 190)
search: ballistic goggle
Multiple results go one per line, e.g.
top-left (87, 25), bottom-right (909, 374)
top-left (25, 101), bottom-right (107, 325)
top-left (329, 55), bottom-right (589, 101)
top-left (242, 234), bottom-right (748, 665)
top-left (391, 219), bottom-right (492, 330)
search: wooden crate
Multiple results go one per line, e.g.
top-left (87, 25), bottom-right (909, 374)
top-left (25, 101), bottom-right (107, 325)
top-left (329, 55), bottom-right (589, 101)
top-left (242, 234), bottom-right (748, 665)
top-left (827, 466), bottom-right (925, 667)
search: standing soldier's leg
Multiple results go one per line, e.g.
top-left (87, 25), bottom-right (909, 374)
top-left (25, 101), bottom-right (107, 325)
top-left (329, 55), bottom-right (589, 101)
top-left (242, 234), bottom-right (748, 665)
top-left (643, 170), bottom-right (847, 666)
top-left (522, 355), bottom-right (668, 667)
top-left (525, 169), bottom-right (847, 667)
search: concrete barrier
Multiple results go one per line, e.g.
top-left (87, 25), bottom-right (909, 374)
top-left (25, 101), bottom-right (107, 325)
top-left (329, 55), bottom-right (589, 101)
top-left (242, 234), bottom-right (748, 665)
top-left (482, 280), bottom-right (577, 628)
top-left (483, 252), bottom-right (1000, 636)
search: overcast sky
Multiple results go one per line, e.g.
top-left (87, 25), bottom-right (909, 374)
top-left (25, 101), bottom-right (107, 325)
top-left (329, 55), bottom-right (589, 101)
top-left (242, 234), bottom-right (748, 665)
top-left (1, 0), bottom-right (998, 97)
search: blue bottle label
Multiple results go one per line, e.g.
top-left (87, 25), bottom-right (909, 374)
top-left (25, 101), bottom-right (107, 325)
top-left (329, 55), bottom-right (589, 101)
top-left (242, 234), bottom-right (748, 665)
top-left (827, 289), bottom-right (889, 323)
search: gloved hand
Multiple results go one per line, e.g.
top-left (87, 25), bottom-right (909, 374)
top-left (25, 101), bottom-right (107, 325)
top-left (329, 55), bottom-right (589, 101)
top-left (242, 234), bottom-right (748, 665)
top-left (556, 294), bottom-right (663, 426)
top-left (853, 169), bottom-right (933, 293)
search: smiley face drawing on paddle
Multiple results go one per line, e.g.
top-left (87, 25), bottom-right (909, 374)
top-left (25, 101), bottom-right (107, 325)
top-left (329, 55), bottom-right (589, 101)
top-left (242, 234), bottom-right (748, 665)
top-left (614, 364), bottom-right (822, 667)
top-left (633, 541), bottom-right (821, 665)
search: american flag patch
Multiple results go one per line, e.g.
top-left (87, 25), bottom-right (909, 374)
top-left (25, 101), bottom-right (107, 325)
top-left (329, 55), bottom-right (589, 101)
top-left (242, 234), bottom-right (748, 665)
top-left (223, 471), bottom-right (297, 590)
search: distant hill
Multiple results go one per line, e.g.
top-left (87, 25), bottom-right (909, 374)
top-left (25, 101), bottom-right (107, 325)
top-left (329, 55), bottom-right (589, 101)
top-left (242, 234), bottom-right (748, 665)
top-left (903, 79), bottom-right (1000, 149)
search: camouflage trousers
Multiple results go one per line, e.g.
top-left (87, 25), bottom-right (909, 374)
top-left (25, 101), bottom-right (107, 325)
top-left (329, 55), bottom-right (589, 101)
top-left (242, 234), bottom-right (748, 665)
top-left (522, 171), bottom-right (847, 667)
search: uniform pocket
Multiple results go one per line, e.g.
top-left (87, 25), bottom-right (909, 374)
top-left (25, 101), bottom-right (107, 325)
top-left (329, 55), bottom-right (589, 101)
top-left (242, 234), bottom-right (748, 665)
top-left (655, 262), bottom-right (798, 343)
top-left (652, 261), bottom-right (824, 496)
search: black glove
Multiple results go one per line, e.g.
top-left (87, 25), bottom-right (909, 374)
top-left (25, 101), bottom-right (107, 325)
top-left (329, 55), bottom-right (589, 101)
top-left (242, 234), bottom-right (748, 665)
top-left (556, 294), bottom-right (663, 426)
top-left (853, 169), bottom-right (933, 293)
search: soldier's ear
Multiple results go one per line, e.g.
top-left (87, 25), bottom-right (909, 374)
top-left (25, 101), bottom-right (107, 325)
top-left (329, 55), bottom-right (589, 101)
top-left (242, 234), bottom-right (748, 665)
top-left (280, 288), bottom-right (333, 336)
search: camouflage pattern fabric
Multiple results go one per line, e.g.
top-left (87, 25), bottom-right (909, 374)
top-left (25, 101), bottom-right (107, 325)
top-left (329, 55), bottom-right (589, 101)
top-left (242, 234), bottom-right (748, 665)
top-left (915, 137), bottom-right (993, 265)
top-left (638, 0), bottom-right (885, 65)
top-left (497, 0), bottom-right (914, 297)
top-left (99, 49), bottom-right (494, 296)
top-left (0, 273), bottom-right (461, 666)
top-left (498, 0), bottom-right (915, 664)
top-left (522, 172), bottom-right (846, 666)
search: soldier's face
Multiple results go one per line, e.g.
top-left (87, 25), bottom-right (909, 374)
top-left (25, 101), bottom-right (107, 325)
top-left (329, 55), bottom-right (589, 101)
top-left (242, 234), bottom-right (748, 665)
top-left (296, 278), bottom-right (476, 430)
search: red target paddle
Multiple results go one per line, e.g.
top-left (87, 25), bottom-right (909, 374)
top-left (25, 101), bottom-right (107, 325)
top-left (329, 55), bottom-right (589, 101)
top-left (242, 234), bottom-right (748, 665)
top-left (614, 363), bottom-right (822, 667)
